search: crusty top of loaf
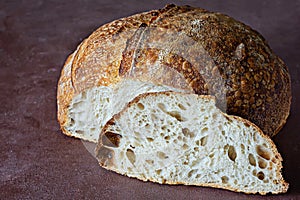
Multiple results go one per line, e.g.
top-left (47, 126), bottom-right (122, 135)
top-left (118, 4), bottom-right (291, 136)
top-left (58, 4), bottom-right (291, 137)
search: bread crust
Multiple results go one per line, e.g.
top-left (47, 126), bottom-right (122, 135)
top-left (57, 49), bottom-right (76, 136)
top-left (57, 4), bottom-right (291, 138)
top-left (95, 91), bottom-right (289, 195)
top-left (57, 7), bottom-right (166, 138)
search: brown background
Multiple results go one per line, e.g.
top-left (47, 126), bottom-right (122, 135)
top-left (1, 0), bottom-right (299, 199)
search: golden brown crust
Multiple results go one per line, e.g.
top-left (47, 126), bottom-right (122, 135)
top-left (95, 91), bottom-right (289, 195)
top-left (70, 7), bottom-right (167, 93)
top-left (57, 4), bottom-right (291, 138)
top-left (118, 5), bottom-right (291, 136)
top-left (57, 50), bottom-right (76, 135)
top-left (57, 6), bottom-right (168, 137)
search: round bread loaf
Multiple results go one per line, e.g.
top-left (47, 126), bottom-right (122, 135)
top-left (57, 4), bottom-right (291, 138)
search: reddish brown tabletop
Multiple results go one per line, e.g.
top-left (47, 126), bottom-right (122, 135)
top-left (1, 0), bottom-right (299, 199)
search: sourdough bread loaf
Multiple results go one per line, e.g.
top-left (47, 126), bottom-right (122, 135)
top-left (57, 4), bottom-right (291, 142)
top-left (96, 91), bottom-right (288, 195)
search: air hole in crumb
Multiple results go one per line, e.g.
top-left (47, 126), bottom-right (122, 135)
top-left (256, 145), bottom-right (271, 160)
top-left (221, 130), bottom-right (225, 135)
top-left (146, 160), bottom-right (154, 164)
top-left (201, 127), bottom-right (208, 134)
top-left (269, 162), bottom-right (273, 170)
top-left (263, 179), bottom-right (269, 183)
top-left (158, 103), bottom-right (166, 111)
top-left (240, 144), bottom-right (245, 154)
top-left (75, 130), bottom-right (84, 134)
top-left (126, 149), bottom-right (136, 165)
top-left (228, 145), bottom-right (237, 162)
top-left (157, 151), bottom-right (168, 159)
top-left (147, 137), bottom-right (154, 142)
top-left (182, 144), bottom-right (189, 150)
top-left (258, 158), bottom-right (267, 169)
top-left (257, 171), bottom-right (265, 180)
top-left (262, 143), bottom-right (268, 148)
top-left (196, 174), bottom-right (201, 179)
top-left (145, 123), bottom-right (150, 129)
top-left (70, 118), bottom-right (75, 126)
top-left (269, 174), bottom-right (273, 180)
top-left (137, 103), bottom-right (145, 110)
top-left (182, 128), bottom-right (195, 138)
top-left (151, 113), bottom-right (158, 121)
top-left (200, 136), bottom-right (208, 146)
top-left (162, 125), bottom-right (167, 131)
top-left (194, 147), bottom-right (199, 151)
top-left (248, 154), bottom-right (256, 166)
top-left (188, 170), bottom-right (196, 178)
top-left (170, 172), bottom-right (174, 178)
top-left (164, 136), bottom-right (170, 140)
top-left (178, 103), bottom-right (187, 110)
top-left (102, 131), bottom-right (122, 147)
top-left (168, 111), bottom-right (186, 122)
top-left (156, 169), bottom-right (162, 175)
top-left (221, 176), bottom-right (229, 184)
top-left (158, 102), bottom-right (186, 121)
top-left (191, 160), bottom-right (198, 167)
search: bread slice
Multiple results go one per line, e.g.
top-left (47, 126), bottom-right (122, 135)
top-left (96, 92), bottom-right (288, 195)
top-left (64, 79), bottom-right (184, 142)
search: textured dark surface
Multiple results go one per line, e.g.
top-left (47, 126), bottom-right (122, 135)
top-left (0, 0), bottom-right (299, 199)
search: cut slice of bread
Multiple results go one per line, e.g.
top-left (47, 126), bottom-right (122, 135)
top-left (64, 79), bottom-right (184, 142)
top-left (96, 92), bottom-right (288, 195)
